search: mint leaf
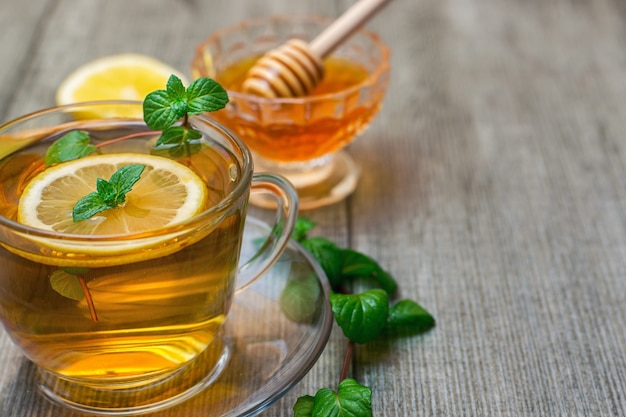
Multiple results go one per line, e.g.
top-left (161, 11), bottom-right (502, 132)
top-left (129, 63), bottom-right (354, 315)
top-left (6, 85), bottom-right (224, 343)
top-left (144, 75), bottom-right (228, 129)
top-left (50, 269), bottom-right (85, 301)
top-left (153, 126), bottom-right (202, 157)
top-left (45, 131), bottom-right (97, 167)
top-left (280, 273), bottom-right (321, 323)
top-left (143, 74), bottom-right (191, 130)
top-left (166, 75), bottom-right (188, 120)
top-left (73, 164), bottom-right (145, 222)
top-left (301, 237), bottom-right (344, 288)
top-left (72, 192), bottom-right (110, 222)
top-left (292, 216), bottom-right (318, 243)
top-left (293, 395), bottom-right (315, 417)
top-left (340, 249), bottom-right (398, 294)
top-left (330, 289), bottom-right (389, 344)
top-left (387, 299), bottom-right (435, 334)
top-left (166, 74), bottom-right (186, 98)
top-left (143, 89), bottom-right (182, 130)
top-left (186, 78), bottom-right (229, 114)
top-left (312, 379), bottom-right (373, 417)
top-left (108, 164), bottom-right (145, 200)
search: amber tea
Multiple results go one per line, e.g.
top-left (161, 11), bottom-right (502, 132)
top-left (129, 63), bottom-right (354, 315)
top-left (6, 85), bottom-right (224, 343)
top-left (0, 122), bottom-right (243, 380)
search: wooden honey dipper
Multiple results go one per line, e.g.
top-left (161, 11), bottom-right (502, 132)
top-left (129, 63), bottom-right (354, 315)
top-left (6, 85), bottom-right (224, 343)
top-left (241, 0), bottom-right (392, 98)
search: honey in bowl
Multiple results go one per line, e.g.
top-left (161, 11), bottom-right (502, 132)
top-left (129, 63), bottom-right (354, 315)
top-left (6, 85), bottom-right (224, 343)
top-left (212, 56), bottom-right (375, 162)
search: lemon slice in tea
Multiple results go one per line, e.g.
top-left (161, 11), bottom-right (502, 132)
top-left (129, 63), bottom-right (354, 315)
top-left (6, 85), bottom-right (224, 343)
top-left (16, 154), bottom-right (207, 266)
top-left (55, 54), bottom-right (188, 118)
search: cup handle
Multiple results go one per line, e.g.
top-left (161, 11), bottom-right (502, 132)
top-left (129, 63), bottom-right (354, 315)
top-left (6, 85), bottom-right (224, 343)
top-left (235, 173), bottom-right (299, 293)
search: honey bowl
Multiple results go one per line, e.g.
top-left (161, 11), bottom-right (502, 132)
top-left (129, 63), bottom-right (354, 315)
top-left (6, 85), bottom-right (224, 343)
top-left (192, 15), bottom-right (390, 210)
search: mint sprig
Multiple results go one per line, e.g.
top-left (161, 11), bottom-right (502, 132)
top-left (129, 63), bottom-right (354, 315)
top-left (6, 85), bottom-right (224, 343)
top-left (72, 164), bottom-right (145, 222)
top-left (144, 75), bottom-right (228, 157)
top-left (291, 217), bottom-right (435, 416)
top-left (44, 74), bottom-right (227, 224)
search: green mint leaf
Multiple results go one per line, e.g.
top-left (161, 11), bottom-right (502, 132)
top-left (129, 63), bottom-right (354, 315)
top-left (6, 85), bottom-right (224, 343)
top-left (153, 126), bottom-right (202, 157)
top-left (166, 74), bottom-right (187, 97)
top-left (301, 237), bottom-right (344, 289)
top-left (292, 216), bottom-right (318, 242)
top-left (340, 249), bottom-right (398, 294)
top-left (108, 164), bottom-right (145, 201)
top-left (72, 192), bottom-right (110, 222)
top-left (96, 177), bottom-right (117, 203)
top-left (45, 131), bottom-right (97, 167)
top-left (387, 299), bottom-right (436, 334)
top-left (143, 89), bottom-right (184, 130)
top-left (330, 289), bottom-right (389, 344)
top-left (50, 269), bottom-right (85, 301)
top-left (312, 379), bottom-right (373, 417)
top-left (186, 77), bottom-right (229, 114)
top-left (293, 395), bottom-right (315, 417)
top-left (280, 273), bottom-right (322, 323)
top-left (155, 126), bottom-right (202, 146)
top-left (72, 164), bottom-right (145, 222)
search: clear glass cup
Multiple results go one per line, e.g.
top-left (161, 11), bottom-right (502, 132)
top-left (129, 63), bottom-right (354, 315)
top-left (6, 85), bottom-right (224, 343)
top-left (0, 102), bottom-right (299, 415)
top-left (192, 15), bottom-right (390, 210)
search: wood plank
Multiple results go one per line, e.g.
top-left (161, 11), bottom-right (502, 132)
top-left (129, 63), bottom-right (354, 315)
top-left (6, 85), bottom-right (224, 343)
top-left (351, 0), bottom-right (626, 415)
top-left (0, 1), bottom-right (57, 121)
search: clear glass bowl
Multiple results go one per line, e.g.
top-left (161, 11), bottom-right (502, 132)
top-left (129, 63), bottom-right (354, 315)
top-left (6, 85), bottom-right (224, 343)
top-left (192, 15), bottom-right (390, 210)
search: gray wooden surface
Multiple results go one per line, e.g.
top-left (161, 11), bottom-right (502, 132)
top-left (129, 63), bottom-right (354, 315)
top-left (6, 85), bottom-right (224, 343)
top-left (1, 0), bottom-right (625, 416)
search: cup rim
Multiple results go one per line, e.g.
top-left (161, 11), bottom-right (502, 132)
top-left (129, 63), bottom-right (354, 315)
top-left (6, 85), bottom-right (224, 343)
top-left (191, 14), bottom-right (391, 104)
top-left (0, 100), bottom-right (254, 241)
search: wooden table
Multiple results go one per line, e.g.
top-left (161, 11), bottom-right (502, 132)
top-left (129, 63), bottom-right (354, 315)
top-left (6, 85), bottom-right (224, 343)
top-left (1, 0), bottom-right (625, 416)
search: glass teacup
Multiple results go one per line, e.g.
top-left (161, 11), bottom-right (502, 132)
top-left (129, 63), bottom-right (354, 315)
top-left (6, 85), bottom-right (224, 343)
top-left (0, 102), bottom-right (298, 415)
top-left (192, 15), bottom-right (390, 210)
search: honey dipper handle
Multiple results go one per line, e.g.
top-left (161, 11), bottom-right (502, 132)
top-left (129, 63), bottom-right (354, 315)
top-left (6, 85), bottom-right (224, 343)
top-left (309, 0), bottom-right (392, 58)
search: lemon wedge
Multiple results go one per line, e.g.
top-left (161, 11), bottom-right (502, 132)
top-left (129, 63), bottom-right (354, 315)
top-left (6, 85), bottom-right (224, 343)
top-left (14, 154), bottom-right (207, 266)
top-left (55, 54), bottom-right (188, 118)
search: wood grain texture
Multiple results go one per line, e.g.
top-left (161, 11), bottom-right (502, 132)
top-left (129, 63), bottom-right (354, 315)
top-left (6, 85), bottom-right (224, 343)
top-left (1, 0), bottom-right (625, 416)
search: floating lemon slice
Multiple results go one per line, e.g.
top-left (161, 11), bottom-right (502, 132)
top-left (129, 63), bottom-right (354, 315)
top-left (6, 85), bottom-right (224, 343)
top-left (14, 153), bottom-right (207, 266)
top-left (55, 54), bottom-right (188, 118)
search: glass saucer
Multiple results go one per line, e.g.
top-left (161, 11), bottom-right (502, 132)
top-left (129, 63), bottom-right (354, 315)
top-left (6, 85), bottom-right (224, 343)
top-left (0, 216), bottom-right (333, 417)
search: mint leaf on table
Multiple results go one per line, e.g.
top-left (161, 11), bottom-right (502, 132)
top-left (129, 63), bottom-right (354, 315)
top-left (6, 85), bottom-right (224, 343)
top-left (293, 395), bottom-right (315, 417)
top-left (45, 130), bottom-right (97, 167)
top-left (292, 218), bottom-right (397, 293)
top-left (387, 299), bottom-right (436, 334)
top-left (72, 164), bottom-right (145, 222)
top-left (339, 249), bottom-right (398, 294)
top-left (330, 289), bottom-right (389, 344)
top-left (292, 216), bottom-right (318, 243)
top-left (300, 237), bottom-right (344, 288)
top-left (294, 379), bottom-right (372, 417)
top-left (312, 379), bottom-right (373, 417)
